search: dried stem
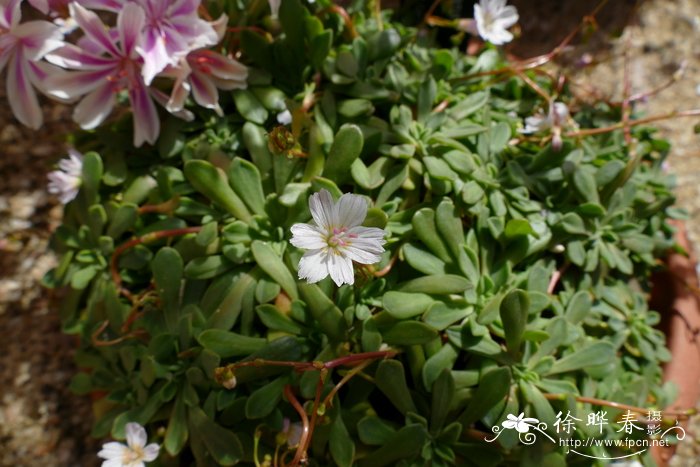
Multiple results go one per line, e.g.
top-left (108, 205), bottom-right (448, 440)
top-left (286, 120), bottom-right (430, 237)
top-left (543, 393), bottom-right (696, 420)
top-left (564, 108), bottom-right (700, 138)
top-left (284, 385), bottom-right (310, 467)
top-left (547, 262), bottom-right (569, 295)
top-left (110, 226), bottom-right (202, 293)
top-left (137, 196), bottom-right (180, 215)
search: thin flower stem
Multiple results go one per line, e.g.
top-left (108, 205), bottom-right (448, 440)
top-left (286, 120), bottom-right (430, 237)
top-left (137, 196), bottom-right (180, 215)
top-left (547, 261), bottom-right (569, 295)
top-left (543, 393), bottom-right (696, 419)
top-left (284, 385), bottom-right (310, 467)
top-left (451, 0), bottom-right (612, 85)
top-left (564, 109), bottom-right (700, 138)
top-left (110, 226), bottom-right (202, 293)
top-left (90, 320), bottom-right (147, 347)
top-left (302, 369), bottom-right (328, 464)
top-left (422, 0), bottom-right (444, 27)
top-left (318, 6), bottom-right (358, 38)
top-left (322, 360), bottom-right (374, 409)
top-left (373, 256), bottom-right (397, 278)
top-left (628, 61), bottom-right (687, 103)
top-left (621, 33), bottom-right (633, 145)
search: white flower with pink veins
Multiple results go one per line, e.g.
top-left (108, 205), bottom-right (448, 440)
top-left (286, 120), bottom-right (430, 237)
top-left (474, 0), bottom-right (519, 45)
top-left (290, 190), bottom-right (386, 287)
top-left (97, 422), bottom-right (160, 467)
top-left (47, 149), bottom-right (83, 204)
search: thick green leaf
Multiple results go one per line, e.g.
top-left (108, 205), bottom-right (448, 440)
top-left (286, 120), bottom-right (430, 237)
top-left (458, 367), bottom-right (511, 426)
top-left (232, 89), bottom-right (268, 124)
top-left (256, 304), bottom-right (304, 334)
top-left (228, 158), bottom-right (266, 216)
top-left (299, 283), bottom-right (347, 340)
top-left (403, 244), bottom-right (446, 275)
top-left (244, 376), bottom-right (287, 419)
top-left (197, 330), bottom-right (266, 357)
top-left (382, 321), bottom-right (438, 345)
top-left (412, 209), bottom-right (451, 262)
top-left (565, 291), bottom-right (592, 324)
top-left (184, 160), bottom-right (252, 222)
top-left (152, 247), bottom-right (183, 332)
top-left (375, 360), bottom-right (417, 415)
top-left (500, 289), bottom-right (529, 356)
top-left (329, 412), bottom-right (355, 467)
top-left (431, 369), bottom-right (455, 433)
top-left (251, 241), bottom-right (298, 300)
top-left (357, 424), bottom-right (428, 467)
top-left (188, 407), bottom-right (243, 465)
top-left (382, 292), bottom-right (433, 319)
top-left (164, 393), bottom-right (188, 456)
top-left (323, 124), bottom-right (364, 182)
top-left (547, 342), bottom-right (616, 375)
top-left (396, 275), bottom-right (471, 294)
top-left (357, 416), bottom-right (396, 445)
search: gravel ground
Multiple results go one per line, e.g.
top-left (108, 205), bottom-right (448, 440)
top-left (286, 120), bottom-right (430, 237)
top-left (1, 1), bottom-right (699, 465)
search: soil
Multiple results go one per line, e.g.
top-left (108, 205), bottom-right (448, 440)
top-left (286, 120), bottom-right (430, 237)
top-left (1, 1), bottom-right (699, 466)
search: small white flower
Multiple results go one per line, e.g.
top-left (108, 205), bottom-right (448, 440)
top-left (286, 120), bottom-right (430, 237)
top-left (290, 190), bottom-right (386, 287)
top-left (47, 149), bottom-right (83, 204)
top-left (98, 422), bottom-right (160, 467)
top-left (474, 0), bottom-right (519, 45)
top-left (280, 418), bottom-right (304, 448)
top-left (501, 413), bottom-right (539, 433)
top-left (520, 102), bottom-right (570, 134)
top-left (277, 109), bottom-right (292, 125)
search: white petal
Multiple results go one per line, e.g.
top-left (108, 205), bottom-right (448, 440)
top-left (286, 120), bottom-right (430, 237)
top-left (6, 51), bottom-right (43, 129)
top-left (276, 109), bottom-right (292, 125)
top-left (335, 193), bottom-right (368, 228)
top-left (102, 458), bottom-right (126, 467)
top-left (268, 0), bottom-right (281, 18)
top-left (142, 443), bottom-right (160, 461)
top-left (496, 5), bottom-right (518, 27)
top-left (347, 226), bottom-right (387, 242)
top-left (125, 422), bottom-right (148, 449)
top-left (343, 245), bottom-right (382, 265)
top-left (308, 189), bottom-right (337, 230)
top-left (298, 250), bottom-right (330, 283)
top-left (328, 252), bottom-right (354, 286)
top-left (290, 223), bottom-right (327, 250)
top-left (74, 84), bottom-right (116, 130)
top-left (97, 441), bottom-right (128, 460)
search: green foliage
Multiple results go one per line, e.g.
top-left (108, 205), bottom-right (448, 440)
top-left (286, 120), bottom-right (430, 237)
top-left (47, 0), bottom-right (679, 465)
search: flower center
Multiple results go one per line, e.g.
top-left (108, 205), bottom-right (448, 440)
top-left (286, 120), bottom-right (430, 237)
top-left (327, 227), bottom-right (357, 248)
top-left (122, 446), bottom-right (144, 464)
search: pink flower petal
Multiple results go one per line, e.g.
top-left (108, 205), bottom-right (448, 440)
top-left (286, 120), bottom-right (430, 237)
top-left (137, 26), bottom-right (170, 85)
top-left (129, 82), bottom-right (160, 146)
top-left (44, 68), bottom-right (114, 100)
top-left (118, 2), bottom-right (145, 57)
top-left (69, 2), bottom-right (120, 56)
top-left (73, 83), bottom-right (116, 129)
top-left (190, 69), bottom-right (221, 115)
top-left (1, 0), bottom-right (21, 29)
top-left (12, 20), bottom-right (63, 61)
top-left (192, 50), bottom-right (248, 81)
top-left (45, 44), bottom-right (115, 70)
top-left (7, 51), bottom-right (43, 129)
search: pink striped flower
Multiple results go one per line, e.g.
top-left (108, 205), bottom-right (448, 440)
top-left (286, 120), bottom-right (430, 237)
top-left (0, 0), bottom-right (64, 129)
top-left (165, 15), bottom-right (247, 116)
top-left (45, 2), bottom-right (160, 147)
top-left (77, 0), bottom-right (218, 85)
